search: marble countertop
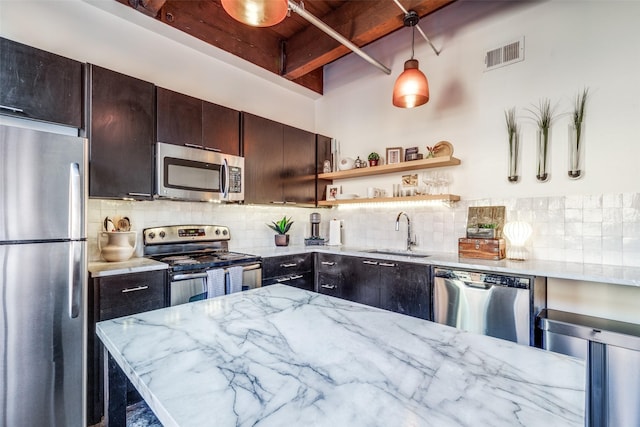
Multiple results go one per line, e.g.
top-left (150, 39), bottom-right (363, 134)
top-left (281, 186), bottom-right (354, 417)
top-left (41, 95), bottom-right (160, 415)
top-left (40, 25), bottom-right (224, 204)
top-left (97, 285), bottom-right (585, 427)
top-left (88, 257), bottom-right (167, 278)
top-left (236, 245), bottom-right (640, 287)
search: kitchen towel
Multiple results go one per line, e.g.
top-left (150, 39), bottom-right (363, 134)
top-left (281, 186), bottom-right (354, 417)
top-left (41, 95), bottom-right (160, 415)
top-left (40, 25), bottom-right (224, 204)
top-left (206, 269), bottom-right (226, 299)
top-left (227, 266), bottom-right (244, 294)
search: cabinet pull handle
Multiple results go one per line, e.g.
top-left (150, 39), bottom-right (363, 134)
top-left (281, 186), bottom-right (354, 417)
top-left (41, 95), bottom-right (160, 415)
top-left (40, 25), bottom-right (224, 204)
top-left (121, 285), bottom-right (149, 293)
top-left (280, 263), bottom-right (298, 268)
top-left (320, 284), bottom-right (336, 290)
top-left (321, 261), bottom-right (336, 266)
top-left (379, 262), bottom-right (396, 267)
top-left (203, 147), bottom-right (222, 152)
top-left (0, 104), bottom-right (25, 113)
top-left (127, 192), bottom-right (151, 197)
top-left (276, 277), bottom-right (291, 283)
top-left (184, 143), bottom-right (204, 149)
top-left (290, 274), bottom-right (304, 280)
top-left (363, 260), bottom-right (378, 265)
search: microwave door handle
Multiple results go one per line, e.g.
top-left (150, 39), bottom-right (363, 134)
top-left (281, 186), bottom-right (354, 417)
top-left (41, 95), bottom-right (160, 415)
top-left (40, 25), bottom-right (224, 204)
top-left (222, 158), bottom-right (230, 199)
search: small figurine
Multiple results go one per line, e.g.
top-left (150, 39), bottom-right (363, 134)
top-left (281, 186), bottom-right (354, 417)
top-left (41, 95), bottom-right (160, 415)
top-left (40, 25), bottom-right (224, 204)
top-left (354, 156), bottom-right (367, 168)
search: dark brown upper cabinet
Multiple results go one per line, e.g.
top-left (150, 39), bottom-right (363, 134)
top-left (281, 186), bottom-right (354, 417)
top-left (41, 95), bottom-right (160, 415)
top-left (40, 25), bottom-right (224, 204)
top-left (156, 87), bottom-right (240, 156)
top-left (242, 112), bottom-right (317, 206)
top-left (242, 113), bottom-right (284, 204)
top-left (0, 37), bottom-right (83, 128)
top-left (88, 65), bottom-right (155, 200)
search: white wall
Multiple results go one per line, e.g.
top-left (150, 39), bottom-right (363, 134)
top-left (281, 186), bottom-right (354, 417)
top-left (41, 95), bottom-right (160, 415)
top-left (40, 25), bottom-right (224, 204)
top-left (0, 0), bottom-right (317, 130)
top-left (316, 0), bottom-right (640, 200)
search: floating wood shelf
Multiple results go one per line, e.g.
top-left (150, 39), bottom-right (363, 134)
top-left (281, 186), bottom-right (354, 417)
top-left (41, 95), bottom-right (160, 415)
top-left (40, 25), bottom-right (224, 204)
top-left (318, 156), bottom-right (461, 180)
top-left (318, 194), bottom-right (460, 206)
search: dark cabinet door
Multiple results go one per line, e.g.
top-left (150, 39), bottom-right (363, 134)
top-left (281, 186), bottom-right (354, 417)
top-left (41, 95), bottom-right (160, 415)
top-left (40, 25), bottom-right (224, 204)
top-left (283, 125), bottom-right (316, 205)
top-left (316, 134), bottom-right (332, 202)
top-left (380, 262), bottom-right (431, 320)
top-left (88, 65), bottom-right (155, 199)
top-left (242, 113), bottom-right (284, 204)
top-left (0, 37), bottom-right (82, 127)
top-left (202, 101), bottom-right (240, 155)
top-left (348, 258), bottom-right (383, 307)
top-left (87, 270), bottom-right (167, 425)
top-left (156, 87), bottom-right (202, 147)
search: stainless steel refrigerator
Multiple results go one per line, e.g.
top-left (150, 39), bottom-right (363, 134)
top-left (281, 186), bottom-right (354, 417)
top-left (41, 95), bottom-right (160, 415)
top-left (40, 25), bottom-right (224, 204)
top-left (0, 124), bottom-right (86, 426)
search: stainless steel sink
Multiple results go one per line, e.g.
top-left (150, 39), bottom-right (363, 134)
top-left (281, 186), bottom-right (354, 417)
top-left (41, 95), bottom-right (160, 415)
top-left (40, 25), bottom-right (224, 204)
top-left (366, 249), bottom-right (431, 258)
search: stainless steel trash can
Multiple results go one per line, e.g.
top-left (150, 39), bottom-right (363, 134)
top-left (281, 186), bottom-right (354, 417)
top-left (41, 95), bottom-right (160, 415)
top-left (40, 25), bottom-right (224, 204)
top-left (538, 309), bottom-right (640, 427)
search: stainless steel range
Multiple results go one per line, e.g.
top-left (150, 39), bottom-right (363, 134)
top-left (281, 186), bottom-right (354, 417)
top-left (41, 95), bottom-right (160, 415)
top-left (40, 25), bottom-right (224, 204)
top-left (143, 225), bottom-right (262, 306)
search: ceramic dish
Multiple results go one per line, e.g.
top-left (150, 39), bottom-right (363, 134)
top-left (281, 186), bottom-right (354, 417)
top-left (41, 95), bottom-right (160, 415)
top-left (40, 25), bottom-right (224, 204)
top-left (434, 141), bottom-right (454, 157)
top-left (335, 193), bottom-right (359, 200)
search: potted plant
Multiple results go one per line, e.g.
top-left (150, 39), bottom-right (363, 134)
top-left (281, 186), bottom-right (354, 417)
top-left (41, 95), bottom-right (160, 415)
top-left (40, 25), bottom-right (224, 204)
top-left (367, 152), bottom-right (380, 166)
top-left (267, 216), bottom-right (294, 246)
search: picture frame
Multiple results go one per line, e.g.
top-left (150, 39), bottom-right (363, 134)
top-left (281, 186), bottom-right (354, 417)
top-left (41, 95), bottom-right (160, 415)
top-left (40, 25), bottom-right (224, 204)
top-left (386, 147), bottom-right (402, 165)
top-left (326, 184), bottom-right (341, 201)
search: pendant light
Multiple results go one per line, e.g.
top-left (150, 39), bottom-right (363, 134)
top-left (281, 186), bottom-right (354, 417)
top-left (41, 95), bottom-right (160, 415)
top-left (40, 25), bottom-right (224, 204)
top-left (392, 11), bottom-right (429, 108)
top-left (221, 0), bottom-right (289, 27)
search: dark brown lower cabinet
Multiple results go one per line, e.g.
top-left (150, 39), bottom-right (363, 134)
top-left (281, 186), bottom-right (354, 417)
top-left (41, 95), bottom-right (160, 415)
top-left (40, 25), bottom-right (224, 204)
top-left (87, 270), bottom-right (167, 425)
top-left (317, 254), bottom-right (431, 320)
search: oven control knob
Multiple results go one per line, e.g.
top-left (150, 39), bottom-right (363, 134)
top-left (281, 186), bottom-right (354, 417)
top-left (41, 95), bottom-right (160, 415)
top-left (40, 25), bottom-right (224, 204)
top-left (222, 229), bottom-right (228, 236)
top-left (148, 232), bottom-right (156, 240)
top-left (215, 229), bottom-right (221, 235)
top-left (159, 231), bottom-right (166, 238)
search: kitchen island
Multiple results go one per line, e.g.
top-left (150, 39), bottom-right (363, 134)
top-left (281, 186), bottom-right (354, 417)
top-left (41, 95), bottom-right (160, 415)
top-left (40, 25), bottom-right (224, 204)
top-left (97, 285), bottom-right (585, 427)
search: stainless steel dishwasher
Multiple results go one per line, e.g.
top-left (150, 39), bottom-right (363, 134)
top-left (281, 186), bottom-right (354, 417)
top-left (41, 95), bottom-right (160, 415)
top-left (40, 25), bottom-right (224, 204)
top-left (433, 267), bottom-right (546, 346)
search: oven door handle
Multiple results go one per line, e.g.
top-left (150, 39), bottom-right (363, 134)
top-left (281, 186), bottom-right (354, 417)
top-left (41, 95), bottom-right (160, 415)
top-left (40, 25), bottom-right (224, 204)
top-left (241, 263), bottom-right (262, 272)
top-left (172, 272), bottom-right (209, 281)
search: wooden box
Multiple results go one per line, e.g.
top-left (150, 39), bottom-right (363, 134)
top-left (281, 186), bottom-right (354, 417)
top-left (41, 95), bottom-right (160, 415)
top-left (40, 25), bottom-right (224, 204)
top-left (458, 238), bottom-right (506, 260)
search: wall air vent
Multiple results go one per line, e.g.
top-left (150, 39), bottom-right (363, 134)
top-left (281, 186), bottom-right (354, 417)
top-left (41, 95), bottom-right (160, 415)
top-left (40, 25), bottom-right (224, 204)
top-left (484, 37), bottom-right (525, 71)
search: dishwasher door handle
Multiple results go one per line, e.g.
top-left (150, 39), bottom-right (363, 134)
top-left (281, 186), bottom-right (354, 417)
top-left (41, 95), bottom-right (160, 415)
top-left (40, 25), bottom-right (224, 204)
top-left (463, 281), bottom-right (492, 290)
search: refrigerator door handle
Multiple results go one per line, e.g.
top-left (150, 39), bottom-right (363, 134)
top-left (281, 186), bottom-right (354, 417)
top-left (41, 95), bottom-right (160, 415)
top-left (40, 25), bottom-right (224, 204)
top-left (68, 240), bottom-right (82, 319)
top-left (69, 162), bottom-right (82, 239)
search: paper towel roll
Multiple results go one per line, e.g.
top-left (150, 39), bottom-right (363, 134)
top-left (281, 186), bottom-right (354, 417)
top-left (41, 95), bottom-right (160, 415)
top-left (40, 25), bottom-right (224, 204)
top-left (328, 219), bottom-right (342, 246)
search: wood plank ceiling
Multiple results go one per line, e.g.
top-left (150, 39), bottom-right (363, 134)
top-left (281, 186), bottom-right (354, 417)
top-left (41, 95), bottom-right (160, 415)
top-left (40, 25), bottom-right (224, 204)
top-left (118, 0), bottom-right (457, 94)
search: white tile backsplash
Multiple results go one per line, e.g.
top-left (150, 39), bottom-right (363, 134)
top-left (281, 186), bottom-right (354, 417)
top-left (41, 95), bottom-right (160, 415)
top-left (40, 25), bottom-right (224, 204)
top-left (88, 192), bottom-right (640, 267)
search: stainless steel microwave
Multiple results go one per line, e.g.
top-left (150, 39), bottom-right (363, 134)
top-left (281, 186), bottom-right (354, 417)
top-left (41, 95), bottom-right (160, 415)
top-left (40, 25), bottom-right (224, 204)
top-left (156, 142), bottom-right (244, 202)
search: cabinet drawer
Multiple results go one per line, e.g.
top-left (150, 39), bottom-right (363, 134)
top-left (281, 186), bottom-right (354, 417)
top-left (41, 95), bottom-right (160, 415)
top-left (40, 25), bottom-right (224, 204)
top-left (316, 253), bottom-right (343, 272)
top-left (264, 271), bottom-right (314, 291)
top-left (263, 253), bottom-right (312, 278)
top-left (98, 270), bottom-right (166, 320)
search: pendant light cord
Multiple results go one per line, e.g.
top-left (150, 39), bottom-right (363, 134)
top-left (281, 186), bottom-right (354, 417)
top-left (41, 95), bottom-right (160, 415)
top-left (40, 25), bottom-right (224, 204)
top-left (410, 25), bottom-right (415, 60)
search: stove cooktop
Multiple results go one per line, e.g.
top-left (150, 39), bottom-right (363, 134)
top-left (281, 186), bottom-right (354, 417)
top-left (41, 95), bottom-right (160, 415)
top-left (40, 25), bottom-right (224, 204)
top-left (151, 251), bottom-right (261, 272)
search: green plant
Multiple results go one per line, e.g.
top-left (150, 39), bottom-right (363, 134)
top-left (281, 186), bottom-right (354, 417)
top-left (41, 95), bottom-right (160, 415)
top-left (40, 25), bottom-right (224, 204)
top-left (267, 216), bottom-right (293, 235)
top-left (478, 223), bottom-right (498, 229)
top-left (367, 152), bottom-right (380, 161)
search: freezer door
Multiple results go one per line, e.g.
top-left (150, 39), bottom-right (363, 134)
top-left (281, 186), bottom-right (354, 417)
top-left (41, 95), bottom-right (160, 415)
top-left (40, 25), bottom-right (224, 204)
top-left (0, 124), bottom-right (87, 242)
top-left (0, 241), bottom-right (85, 426)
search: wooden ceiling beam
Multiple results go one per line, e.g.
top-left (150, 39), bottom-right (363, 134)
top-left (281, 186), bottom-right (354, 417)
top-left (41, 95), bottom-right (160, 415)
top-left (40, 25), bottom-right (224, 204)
top-left (282, 0), bottom-right (456, 80)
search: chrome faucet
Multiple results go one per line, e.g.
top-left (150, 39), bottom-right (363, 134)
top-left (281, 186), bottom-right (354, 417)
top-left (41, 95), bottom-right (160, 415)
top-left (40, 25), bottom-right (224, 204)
top-left (395, 211), bottom-right (416, 251)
